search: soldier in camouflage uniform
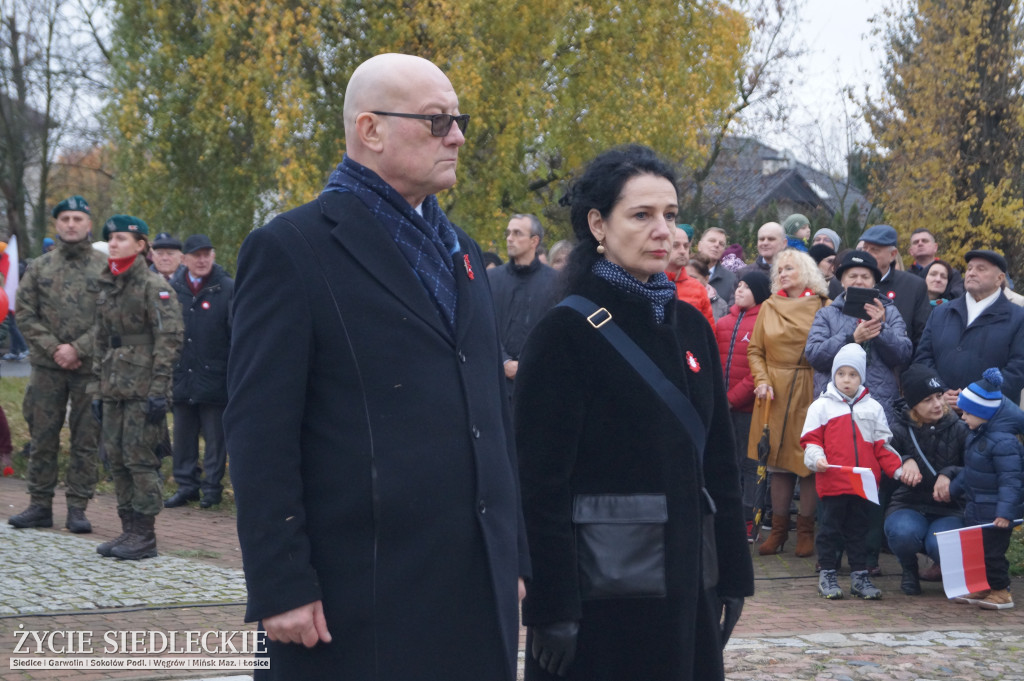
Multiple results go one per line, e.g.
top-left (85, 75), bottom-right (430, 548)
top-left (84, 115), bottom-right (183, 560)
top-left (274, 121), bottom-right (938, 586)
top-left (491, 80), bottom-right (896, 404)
top-left (91, 215), bottom-right (182, 560)
top-left (9, 196), bottom-right (107, 533)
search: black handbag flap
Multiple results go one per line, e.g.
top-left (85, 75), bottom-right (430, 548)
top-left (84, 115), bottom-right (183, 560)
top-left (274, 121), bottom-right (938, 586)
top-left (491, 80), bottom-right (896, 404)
top-left (572, 493), bottom-right (668, 524)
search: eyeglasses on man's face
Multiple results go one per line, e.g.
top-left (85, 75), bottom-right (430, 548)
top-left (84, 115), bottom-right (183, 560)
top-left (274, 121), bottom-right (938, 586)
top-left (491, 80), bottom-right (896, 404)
top-left (371, 111), bottom-right (470, 137)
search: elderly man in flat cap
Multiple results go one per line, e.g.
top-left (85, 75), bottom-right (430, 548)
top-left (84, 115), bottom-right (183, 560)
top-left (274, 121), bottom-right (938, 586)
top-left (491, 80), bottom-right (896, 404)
top-left (164, 234), bottom-right (233, 509)
top-left (149, 232), bottom-right (185, 282)
top-left (858, 224), bottom-right (931, 348)
top-left (916, 249), bottom-right (1024, 409)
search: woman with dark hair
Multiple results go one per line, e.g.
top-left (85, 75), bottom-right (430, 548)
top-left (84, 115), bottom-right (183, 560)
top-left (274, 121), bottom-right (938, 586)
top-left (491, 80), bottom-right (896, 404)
top-left (92, 216), bottom-right (182, 560)
top-left (923, 259), bottom-right (954, 305)
top-left (515, 145), bottom-right (753, 681)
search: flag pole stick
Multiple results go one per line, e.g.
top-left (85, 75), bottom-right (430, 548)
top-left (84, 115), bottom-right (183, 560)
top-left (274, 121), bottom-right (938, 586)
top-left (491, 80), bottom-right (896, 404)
top-left (935, 519), bottom-right (1024, 535)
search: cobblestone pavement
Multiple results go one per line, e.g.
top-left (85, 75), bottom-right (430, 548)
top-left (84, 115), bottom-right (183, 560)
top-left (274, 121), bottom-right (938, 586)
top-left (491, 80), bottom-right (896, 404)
top-left (1, 524), bottom-right (246, 615)
top-left (727, 629), bottom-right (1024, 680)
top-left (2, 476), bottom-right (1023, 680)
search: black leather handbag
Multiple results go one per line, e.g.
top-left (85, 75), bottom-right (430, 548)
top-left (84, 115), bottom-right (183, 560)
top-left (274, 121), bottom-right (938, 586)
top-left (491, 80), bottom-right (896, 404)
top-left (558, 295), bottom-right (719, 593)
top-left (572, 493), bottom-right (669, 600)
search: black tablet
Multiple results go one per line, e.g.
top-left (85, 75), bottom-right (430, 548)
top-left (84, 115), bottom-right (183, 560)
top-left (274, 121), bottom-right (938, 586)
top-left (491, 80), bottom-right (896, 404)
top-left (842, 286), bottom-right (881, 320)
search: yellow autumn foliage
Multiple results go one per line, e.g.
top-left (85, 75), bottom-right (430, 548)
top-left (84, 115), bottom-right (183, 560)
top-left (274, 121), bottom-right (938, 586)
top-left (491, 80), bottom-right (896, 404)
top-left (867, 0), bottom-right (1024, 272)
top-left (108, 0), bottom-right (753, 262)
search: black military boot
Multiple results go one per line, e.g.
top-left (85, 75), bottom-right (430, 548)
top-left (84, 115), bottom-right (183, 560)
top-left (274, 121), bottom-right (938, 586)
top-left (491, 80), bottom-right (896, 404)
top-left (65, 507), bottom-right (92, 534)
top-left (8, 504), bottom-right (53, 528)
top-left (110, 513), bottom-right (158, 560)
top-left (97, 510), bottom-right (133, 557)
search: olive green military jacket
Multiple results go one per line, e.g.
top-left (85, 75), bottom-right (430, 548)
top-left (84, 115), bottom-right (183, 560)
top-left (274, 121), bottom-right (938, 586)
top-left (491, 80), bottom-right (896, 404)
top-left (16, 239), bottom-right (108, 374)
top-left (92, 255), bottom-right (182, 401)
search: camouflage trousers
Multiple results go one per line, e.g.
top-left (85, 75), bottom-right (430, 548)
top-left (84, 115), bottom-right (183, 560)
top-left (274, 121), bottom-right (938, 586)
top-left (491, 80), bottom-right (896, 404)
top-left (25, 366), bottom-right (99, 509)
top-left (102, 400), bottom-right (163, 517)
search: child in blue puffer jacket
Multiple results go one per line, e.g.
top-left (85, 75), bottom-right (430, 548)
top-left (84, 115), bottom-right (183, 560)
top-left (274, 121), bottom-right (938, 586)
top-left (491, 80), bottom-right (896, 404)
top-left (951, 368), bottom-right (1024, 610)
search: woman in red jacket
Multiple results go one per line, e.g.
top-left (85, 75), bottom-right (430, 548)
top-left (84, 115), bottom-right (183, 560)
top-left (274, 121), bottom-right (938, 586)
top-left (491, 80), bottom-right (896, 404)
top-left (715, 270), bottom-right (771, 542)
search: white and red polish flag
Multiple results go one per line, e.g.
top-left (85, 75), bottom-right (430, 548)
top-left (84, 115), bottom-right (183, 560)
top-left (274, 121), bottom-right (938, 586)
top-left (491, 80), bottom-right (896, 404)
top-left (936, 525), bottom-right (990, 599)
top-left (936, 520), bottom-right (1023, 599)
top-left (826, 465), bottom-right (879, 504)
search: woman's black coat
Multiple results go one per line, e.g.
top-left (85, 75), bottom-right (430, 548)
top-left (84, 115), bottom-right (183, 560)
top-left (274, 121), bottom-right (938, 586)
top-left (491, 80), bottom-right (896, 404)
top-left (515, 274), bottom-right (754, 681)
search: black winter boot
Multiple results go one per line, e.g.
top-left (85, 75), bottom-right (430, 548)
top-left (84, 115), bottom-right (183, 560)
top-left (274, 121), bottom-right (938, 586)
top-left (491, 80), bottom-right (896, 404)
top-left (900, 562), bottom-right (922, 595)
top-left (97, 510), bottom-right (134, 557)
top-left (65, 507), bottom-right (92, 534)
top-left (110, 513), bottom-right (157, 560)
top-left (8, 504), bottom-right (53, 528)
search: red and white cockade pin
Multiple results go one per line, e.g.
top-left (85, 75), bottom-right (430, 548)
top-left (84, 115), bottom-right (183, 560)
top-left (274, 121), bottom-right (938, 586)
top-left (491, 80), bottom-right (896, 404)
top-left (887, 291), bottom-right (896, 300)
top-left (686, 351), bottom-right (701, 373)
top-left (201, 301), bottom-right (211, 310)
top-left (463, 254), bottom-right (475, 280)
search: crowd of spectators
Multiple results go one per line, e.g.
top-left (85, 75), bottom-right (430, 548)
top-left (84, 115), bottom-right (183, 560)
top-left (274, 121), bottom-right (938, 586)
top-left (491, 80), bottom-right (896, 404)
top-left (485, 213), bottom-right (1024, 606)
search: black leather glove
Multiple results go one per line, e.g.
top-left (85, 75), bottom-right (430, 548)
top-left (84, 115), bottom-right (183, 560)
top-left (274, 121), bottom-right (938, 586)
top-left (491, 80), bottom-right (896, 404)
top-left (719, 595), bottom-right (744, 648)
top-left (91, 399), bottom-right (103, 424)
top-left (144, 396), bottom-right (168, 424)
top-left (531, 620), bottom-right (579, 677)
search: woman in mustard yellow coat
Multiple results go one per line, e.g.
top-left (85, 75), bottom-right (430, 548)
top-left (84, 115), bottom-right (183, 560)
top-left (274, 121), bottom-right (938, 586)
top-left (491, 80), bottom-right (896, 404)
top-left (747, 249), bottom-right (829, 557)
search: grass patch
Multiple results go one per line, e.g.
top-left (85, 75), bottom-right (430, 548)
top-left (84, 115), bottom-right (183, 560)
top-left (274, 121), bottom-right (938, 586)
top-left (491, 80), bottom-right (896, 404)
top-left (1008, 526), bottom-right (1024, 577)
top-left (0, 376), bottom-right (30, 457)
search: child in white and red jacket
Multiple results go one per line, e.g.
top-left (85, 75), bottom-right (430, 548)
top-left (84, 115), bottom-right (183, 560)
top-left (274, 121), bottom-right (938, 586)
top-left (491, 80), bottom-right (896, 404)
top-left (801, 343), bottom-right (907, 601)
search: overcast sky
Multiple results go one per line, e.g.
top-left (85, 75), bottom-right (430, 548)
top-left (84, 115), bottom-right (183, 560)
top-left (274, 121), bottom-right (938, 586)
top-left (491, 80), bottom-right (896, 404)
top-left (765, 0), bottom-right (888, 170)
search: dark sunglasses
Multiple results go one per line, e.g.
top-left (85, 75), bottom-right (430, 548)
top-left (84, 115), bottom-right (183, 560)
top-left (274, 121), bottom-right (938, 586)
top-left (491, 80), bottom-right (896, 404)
top-left (371, 111), bottom-right (470, 137)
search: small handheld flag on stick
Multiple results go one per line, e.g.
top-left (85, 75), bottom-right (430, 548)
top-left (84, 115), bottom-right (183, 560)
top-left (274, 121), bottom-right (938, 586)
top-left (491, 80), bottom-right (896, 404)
top-left (826, 465), bottom-right (879, 504)
top-left (936, 520), bottom-right (1024, 599)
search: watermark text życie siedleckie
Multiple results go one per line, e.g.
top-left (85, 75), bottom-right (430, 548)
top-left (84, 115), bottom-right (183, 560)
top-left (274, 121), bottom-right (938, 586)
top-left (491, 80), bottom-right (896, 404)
top-left (12, 625), bottom-right (266, 655)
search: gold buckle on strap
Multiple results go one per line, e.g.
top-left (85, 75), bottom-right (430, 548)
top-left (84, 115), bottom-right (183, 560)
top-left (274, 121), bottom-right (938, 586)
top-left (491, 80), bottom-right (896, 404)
top-left (587, 307), bottom-right (612, 328)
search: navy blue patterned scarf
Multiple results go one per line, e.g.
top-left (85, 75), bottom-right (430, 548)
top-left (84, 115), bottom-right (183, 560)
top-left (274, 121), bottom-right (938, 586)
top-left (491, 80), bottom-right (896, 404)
top-left (592, 258), bottom-right (676, 323)
top-left (323, 155), bottom-right (460, 335)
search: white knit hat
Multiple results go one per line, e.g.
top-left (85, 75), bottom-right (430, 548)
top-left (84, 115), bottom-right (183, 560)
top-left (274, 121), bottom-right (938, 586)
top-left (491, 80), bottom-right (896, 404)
top-left (832, 343), bottom-right (866, 386)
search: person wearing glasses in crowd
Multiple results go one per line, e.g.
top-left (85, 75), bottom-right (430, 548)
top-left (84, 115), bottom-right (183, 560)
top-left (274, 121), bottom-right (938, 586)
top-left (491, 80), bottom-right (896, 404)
top-left (225, 54), bottom-right (527, 681)
top-left (489, 214), bottom-right (559, 397)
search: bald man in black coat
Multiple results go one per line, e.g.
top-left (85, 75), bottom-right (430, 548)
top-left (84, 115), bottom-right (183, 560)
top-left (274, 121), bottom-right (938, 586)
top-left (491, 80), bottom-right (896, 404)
top-left (225, 53), bottom-right (528, 681)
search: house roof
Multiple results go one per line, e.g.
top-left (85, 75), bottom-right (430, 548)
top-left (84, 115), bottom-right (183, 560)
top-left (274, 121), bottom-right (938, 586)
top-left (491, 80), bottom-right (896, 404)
top-left (686, 136), bottom-right (872, 222)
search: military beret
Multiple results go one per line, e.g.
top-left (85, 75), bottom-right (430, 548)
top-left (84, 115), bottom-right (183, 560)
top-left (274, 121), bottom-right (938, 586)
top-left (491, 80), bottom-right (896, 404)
top-left (102, 215), bottom-right (150, 241)
top-left (152, 232), bottom-right (183, 250)
top-left (52, 195), bottom-right (91, 218)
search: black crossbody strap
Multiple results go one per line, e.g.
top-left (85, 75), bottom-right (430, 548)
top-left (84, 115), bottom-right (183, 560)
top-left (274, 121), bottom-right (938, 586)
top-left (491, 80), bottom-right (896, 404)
top-left (908, 426), bottom-right (938, 477)
top-left (558, 295), bottom-right (707, 458)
